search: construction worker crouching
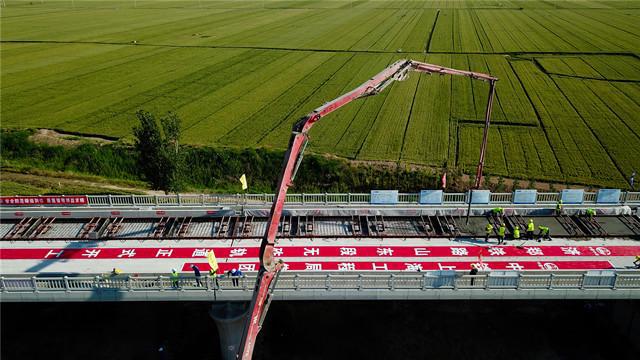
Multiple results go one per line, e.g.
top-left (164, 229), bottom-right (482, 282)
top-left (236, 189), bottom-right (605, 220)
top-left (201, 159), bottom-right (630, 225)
top-left (633, 255), bottom-right (640, 269)
top-left (110, 268), bottom-right (123, 277)
top-left (498, 223), bottom-right (506, 245)
top-left (585, 208), bottom-right (596, 219)
top-left (527, 219), bottom-right (535, 240)
top-left (491, 207), bottom-right (504, 219)
top-left (537, 226), bottom-right (550, 242)
top-left (485, 223), bottom-right (493, 243)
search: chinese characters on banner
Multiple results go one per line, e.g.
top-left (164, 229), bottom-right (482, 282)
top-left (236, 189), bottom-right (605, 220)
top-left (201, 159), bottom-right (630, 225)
top-left (180, 261), bottom-right (614, 272)
top-left (3, 245), bottom-right (638, 260)
top-left (0, 195), bottom-right (88, 206)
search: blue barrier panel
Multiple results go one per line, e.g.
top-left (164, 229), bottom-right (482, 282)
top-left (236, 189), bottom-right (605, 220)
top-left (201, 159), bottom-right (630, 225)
top-left (370, 190), bottom-right (399, 204)
top-left (513, 189), bottom-right (537, 204)
top-left (469, 190), bottom-right (491, 204)
top-left (561, 189), bottom-right (584, 204)
top-left (596, 189), bottom-right (621, 204)
top-left (419, 190), bottom-right (443, 204)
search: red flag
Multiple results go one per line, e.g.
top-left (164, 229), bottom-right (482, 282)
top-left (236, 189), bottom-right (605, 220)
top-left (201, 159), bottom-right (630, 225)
top-left (441, 172), bottom-right (447, 189)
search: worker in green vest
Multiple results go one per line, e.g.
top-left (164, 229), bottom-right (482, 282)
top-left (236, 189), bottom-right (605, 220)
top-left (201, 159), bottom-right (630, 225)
top-left (555, 200), bottom-right (563, 215)
top-left (513, 225), bottom-right (521, 240)
top-left (170, 268), bottom-right (180, 288)
top-left (585, 208), bottom-right (596, 219)
top-left (538, 226), bottom-right (550, 242)
top-left (492, 207), bottom-right (504, 220)
top-left (527, 219), bottom-right (535, 240)
top-left (498, 223), bottom-right (506, 245)
top-left (485, 223), bottom-right (493, 243)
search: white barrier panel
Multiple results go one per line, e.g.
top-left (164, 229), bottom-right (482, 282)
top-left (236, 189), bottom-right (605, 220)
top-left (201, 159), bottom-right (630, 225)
top-left (370, 190), bottom-right (399, 204)
top-left (419, 190), bottom-right (443, 204)
top-left (513, 189), bottom-right (537, 204)
top-left (561, 189), bottom-right (584, 204)
top-left (597, 189), bottom-right (621, 204)
top-left (468, 190), bottom-right (491, 204)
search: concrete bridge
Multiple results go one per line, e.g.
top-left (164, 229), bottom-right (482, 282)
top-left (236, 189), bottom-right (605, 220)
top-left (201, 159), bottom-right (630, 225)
top-left (2, 191), bottom-right (639, 359)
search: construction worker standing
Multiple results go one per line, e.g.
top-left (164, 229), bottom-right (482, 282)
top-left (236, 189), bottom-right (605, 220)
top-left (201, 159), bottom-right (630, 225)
top-left (538, 226), bottom-right (550, 242)
top-left (498, 223), bottom-right (506, 245)
top-left (513, 225), bottom-right (521, 241)
top-left (170, 269), bottom-right (180, 288)
top-left (485, 223), bottom-right (494, 243)
top-left (555, 200), bottom-right (563, 215)
top-left (527, 219), bottom-right (535, 240)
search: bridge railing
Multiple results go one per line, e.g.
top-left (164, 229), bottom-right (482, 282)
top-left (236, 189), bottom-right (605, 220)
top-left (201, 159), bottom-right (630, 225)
top-left (3, 192), bottom-right (640, 208)
top-left (2, 271), bottom-right (639, 294)
top-left (3, 191), bottom-right (634, 208)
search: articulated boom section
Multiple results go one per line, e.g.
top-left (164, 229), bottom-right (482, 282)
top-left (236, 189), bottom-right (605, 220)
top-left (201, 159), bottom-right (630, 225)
top-left (236, 59), bottom-right (498, 359)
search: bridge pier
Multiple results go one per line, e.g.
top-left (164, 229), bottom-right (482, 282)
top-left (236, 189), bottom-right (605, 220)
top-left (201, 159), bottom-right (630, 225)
top-left (209, 302), bottom-right (250, 360)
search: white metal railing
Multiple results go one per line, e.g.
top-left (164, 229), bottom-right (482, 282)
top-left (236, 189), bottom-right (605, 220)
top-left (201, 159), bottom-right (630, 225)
top-left (1, 271), bottom-right (639, 295)
top-left (2, 191), bottom-right (634, 208)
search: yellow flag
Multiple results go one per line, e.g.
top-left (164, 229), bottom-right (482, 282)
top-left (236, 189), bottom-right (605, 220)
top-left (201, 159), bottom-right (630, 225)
top-left (239, 174), bottom-right (248, 190)
top-left (207, 250), bottom-right (219, 273)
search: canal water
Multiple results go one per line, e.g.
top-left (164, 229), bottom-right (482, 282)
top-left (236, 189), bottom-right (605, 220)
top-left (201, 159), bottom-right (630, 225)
top-left (2, 300), bottom-right (639, 359)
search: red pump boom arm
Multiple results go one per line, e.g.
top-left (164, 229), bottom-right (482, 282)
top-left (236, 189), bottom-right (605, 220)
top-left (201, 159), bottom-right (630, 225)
top-left (237, 59), bottom-right (497, 359)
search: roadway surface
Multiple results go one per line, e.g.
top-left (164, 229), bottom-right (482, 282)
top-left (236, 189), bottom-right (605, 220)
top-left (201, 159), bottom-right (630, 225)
top-left (2, 236), bottom-right (639, 275)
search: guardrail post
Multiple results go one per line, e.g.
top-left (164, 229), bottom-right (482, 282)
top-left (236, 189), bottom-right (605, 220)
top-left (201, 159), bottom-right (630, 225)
top-left (127, 276), bottom-right (133, 292)
top-left (324, 193), bottom-right (328, 205)
top-left (358, 274), bottom-right (363, 291)
top-left (517, 273), bottom-right (523, 290)
top-left (326, 274), bottom-right (332, 291)
top-left (294, 274), bottom-right (299, 291)
top-left (453, 274), bottom-right (458, 290)
top-left (31, 276), bottom-right (38, 293)
top-left (612, 273), bottom-right (619, 290)
top-left (200, 194), bottom-right (205, 206)
top-left (63, 276), bottom-right (70, 293)
top-left (130, 194), bottom-right (135, 206)
top-left (548, 274), bottom-right (554, 290)
top-left (302, 193), bottom-right (306, 205)
top-left (242, 275), bottom-right (248, 291)
top-left (177, 194), bottom-right (182, 206)
top-left (580, 273), bottom-right (587, 290)
top-left (0, 276), bottom-right (5, 292)
top-left (422, 273), bottom-right (428, 290)
top-left (108, 195), bottom-right (113, 207)
top-left (158, 276), bottom-right (165, 291)
top-left (389, 274), bottom-right (395, 291)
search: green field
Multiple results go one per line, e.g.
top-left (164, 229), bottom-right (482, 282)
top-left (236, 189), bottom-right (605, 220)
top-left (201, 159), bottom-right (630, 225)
top-left (2, 0), bottom-right (640, 188)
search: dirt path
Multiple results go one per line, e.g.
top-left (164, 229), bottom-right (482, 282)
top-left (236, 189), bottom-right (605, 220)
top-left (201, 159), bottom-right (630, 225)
top-left (0, 170), bottom-right (162, 195)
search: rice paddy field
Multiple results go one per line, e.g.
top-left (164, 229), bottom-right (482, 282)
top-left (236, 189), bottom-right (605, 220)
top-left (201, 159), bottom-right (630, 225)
top-left (2, 0), bottom-right (640, 187)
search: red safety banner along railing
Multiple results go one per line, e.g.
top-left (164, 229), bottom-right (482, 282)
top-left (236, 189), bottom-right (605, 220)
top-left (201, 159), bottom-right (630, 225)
top-left (0, 195), bottom-right (88, 206)
top-left (2, 246), bottom-right (639, 260)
